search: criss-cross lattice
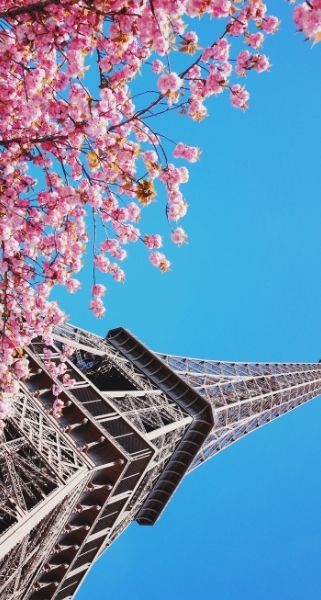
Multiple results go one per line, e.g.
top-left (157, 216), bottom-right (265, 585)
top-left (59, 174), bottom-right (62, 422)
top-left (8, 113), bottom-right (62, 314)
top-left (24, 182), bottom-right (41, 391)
top-left (157, 353), bottom-right (321, 469)
top-left (3, 323), bottom-right (321, 600)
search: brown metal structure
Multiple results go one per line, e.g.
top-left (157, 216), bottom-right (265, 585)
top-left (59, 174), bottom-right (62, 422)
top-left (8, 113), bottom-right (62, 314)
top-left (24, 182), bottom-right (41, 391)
top-left (1, 323), bottom-right (321, 598)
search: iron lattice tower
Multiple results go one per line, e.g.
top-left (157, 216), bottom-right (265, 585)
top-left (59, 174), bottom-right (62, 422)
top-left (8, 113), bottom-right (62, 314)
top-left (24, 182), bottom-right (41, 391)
top-left (1, 323), bottom-right (321, 598)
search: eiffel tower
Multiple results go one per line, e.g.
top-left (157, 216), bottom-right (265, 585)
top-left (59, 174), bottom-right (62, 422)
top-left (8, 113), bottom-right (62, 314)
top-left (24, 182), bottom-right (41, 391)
top-left (1, 323), bottom-right (321, 599)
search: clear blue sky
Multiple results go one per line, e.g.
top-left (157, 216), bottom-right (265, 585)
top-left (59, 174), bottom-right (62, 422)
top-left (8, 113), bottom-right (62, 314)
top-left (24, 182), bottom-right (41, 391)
top-left (56, 4), bottom-right (321, 599)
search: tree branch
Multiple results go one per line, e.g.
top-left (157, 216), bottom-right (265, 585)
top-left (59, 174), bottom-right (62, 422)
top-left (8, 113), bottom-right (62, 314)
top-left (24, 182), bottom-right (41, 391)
top-left (0, 0), bottom-right (79, 19)
top-left (0, 134), bottom-right (68, 147)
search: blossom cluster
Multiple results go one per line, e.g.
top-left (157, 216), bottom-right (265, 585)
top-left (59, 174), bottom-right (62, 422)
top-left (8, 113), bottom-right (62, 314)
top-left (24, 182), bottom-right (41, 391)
top-left (0, 0), bottom-right (281, 426)
top-left (292, 0), bottom-right (321, 41)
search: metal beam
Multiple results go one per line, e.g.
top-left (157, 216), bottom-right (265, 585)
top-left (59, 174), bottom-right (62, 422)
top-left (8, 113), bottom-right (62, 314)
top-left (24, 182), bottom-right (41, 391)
top-left (0, 468), bottom-right (88, 561)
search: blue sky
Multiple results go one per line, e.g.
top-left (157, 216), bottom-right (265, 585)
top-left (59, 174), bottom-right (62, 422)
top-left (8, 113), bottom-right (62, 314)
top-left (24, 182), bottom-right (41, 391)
top-left (57, 4), bottom-right (321, 599)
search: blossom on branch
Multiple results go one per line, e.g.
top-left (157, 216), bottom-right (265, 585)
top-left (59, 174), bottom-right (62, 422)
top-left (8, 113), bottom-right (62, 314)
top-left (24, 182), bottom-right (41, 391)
top-left (0, 0), bottom-right (305, 425)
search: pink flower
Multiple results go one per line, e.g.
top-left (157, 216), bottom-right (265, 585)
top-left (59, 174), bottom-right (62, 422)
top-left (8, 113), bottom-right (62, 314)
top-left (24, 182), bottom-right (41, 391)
top-left (246, 32), bottom-right (264, 49)
top-left (14, 357), bottom-right (29, 379)
top-left (66, 278), bottom-right (81, 293)
top-left (89, 298), bottom-right (106, 318)
top-left (236, 50), bottom-right (252, 76)
top-left (149, 252), bottom-right (171, 272)
top-left (261, 16), bottom-right (280, 34)
top-left (173, 143), bottom-right (200, 163)
top-left (171, 227), bottom-right (188, 246)
top-left (101, 238), bottom-right (120, 253)
top-left (127, 202), bottom-right (141, 222)
top-left (230, 84), bottom-right (250, 109)
top-left (210, 0), bottom-right (231, 18)
top-left (94, 254), bottom-right (110, 272)
top-left (92, 284), bottom-right (107, 297)
top-left (62, 373), bottom-right (77, 387)
top-left (167, 201), bottom-right (188, 221)
top-left (144, 234), bottom-right (163, 249)
top-left (212, 39), bottom-right (230, 61)
top-left (152, 59), bottom-right (164, 73)
top-left (188, 99), bottom-right (208, 121)
top-left (254, 54), bottom-right (271, 73)
top-left (52, 384), bottom-right (61, 397)
top-left (109, 264), bottom-right (125, 282)
top-left (157, 72), bottom-right (183, 95)
top-left (0, 0), bottom-right (283, 402)
top-left (53, 398), bottom-right (64, 409)
top-left (52, 398), bottom-right (64, 419)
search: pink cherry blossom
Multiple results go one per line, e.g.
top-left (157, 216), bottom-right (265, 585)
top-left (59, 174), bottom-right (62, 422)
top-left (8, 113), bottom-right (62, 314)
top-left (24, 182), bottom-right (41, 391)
top-left (245, 32), bottom-right (263, 48)
top-left (173, 143), bottom-right (200, 163)
top-left (14, 358), bottom-right (30, 380)
top-left (261, 16), bottom-right (280, 34)
top-left (66, 279), bottom-right (81, 293)
top-left (230, 84), bottom-right (250, 109)
top-left (0, 0), bottom-right (305, 427)
top-left (157, 72), bottom-right (183, 96)
top-left (171, 227), bottom-right (188, 246)
top-left (149, 252), bottom-right (171, 272)
top-left (52, 384), bottom-right (61, 397)
top-left (94, 255), bottom-right (110, 273)
top-left (92, 284), bottom-right (107, 298)
top-left (144, 234), bottom-right (163, 249)
top-left (52, 398), bottom-right (64, 419)
top-left (62, 373), bottom-right (77, 387)
top-left (89, 298), bottom-right (106, 318)
top-left (152, 59), bottom-right (164, 73)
